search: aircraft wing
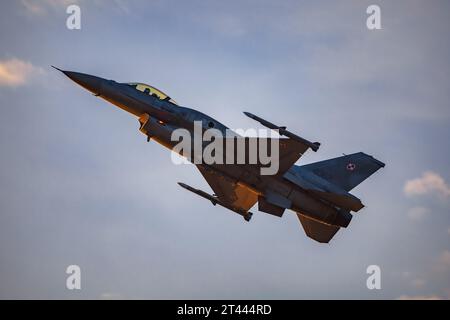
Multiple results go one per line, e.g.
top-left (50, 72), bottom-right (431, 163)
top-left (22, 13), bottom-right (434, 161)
top-left (276, 138), bottom-right (310, 175)
top-left (196, 165), bottom-right (258, 212)
top-left (242, 137), bottom-right (310, 176)
top-left (209, 137), bottom-right (310, 177)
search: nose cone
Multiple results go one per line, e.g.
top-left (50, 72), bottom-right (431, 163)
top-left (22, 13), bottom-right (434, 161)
top-left (53, 66), bottom-right (104, 95)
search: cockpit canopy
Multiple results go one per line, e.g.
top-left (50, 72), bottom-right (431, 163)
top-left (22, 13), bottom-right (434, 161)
top-left (126, 83), bottom-right (178, 105)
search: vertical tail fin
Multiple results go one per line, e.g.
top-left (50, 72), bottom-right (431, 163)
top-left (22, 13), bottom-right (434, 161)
top-left (301, 152), bottom-right (385, 191)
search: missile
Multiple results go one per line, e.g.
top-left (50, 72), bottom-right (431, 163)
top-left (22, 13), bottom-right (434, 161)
top-left (243, 111), bottom-right (320, 152)
top-left (178, 182), bottom-right (253, 222)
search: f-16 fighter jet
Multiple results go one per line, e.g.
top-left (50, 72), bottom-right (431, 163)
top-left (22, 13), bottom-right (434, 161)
top-left (54, 67), bottom-right (385, 243)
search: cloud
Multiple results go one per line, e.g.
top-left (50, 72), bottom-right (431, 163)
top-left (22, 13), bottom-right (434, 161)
top-left (411, 278), bottom-right (426, 288)
top-left (438, 250), bottom-right (450, 269)
top-left (20, 0), bottom-right (77, 15)
top-left (432, 250), bottom-right (450, 274)
top-left (0, 58), bottom-right (43, 87)
top-left (448, 228), bottom-right (450, 236)
top-left (111, 0), bottom-right (130, 14)
top-left (401, 271), bottom-right (426, 289)
top-left (404, 171), bottom-right (450, 198)
top-left (20, 0), bottom-right (129, 16)
top-left (407, 206), bottom-right (430, 221)
top-left (397, 295), bottom-right (443, 300)
top-left (99, 292), bottom-right (124, 300)
top-left (401, 271), bottom-right (412, 278)
top-left (20, 0), bottom-right (46, 15)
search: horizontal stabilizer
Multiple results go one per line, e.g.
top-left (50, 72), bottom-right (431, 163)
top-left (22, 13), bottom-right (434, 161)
top-left (297, 213), bottom-right (340, 243)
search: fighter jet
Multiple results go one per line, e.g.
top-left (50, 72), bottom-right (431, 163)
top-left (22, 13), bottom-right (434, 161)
top-left (54, 67), bottom-right (385, 243)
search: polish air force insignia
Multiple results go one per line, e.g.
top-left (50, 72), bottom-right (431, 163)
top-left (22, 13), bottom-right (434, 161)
top-left (346, 163), bottom-right (356, 171)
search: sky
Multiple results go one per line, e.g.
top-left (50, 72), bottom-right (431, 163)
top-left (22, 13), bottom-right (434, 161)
top-left (0, 0), bottom-right (449, 299)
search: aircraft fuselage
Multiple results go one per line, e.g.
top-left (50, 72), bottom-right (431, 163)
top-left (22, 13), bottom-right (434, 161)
top-left (56, 68), bottom-right (384, 242)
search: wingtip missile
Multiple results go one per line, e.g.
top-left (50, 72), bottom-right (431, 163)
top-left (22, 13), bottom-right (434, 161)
top-left (243, 112), bottom-right (320, 152)
top-left (51, 65), bottom-right (63, 72)
top-left (243, 111), bottom-right (256, 119)
top-left (177, 182), bottom-right (189, 189)
top-left (177, 182), bottom-right (252, 221)
top-left (243, 111), bottom-right (278, 130)
top-left (178, 182), bottom-right (219, 206)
